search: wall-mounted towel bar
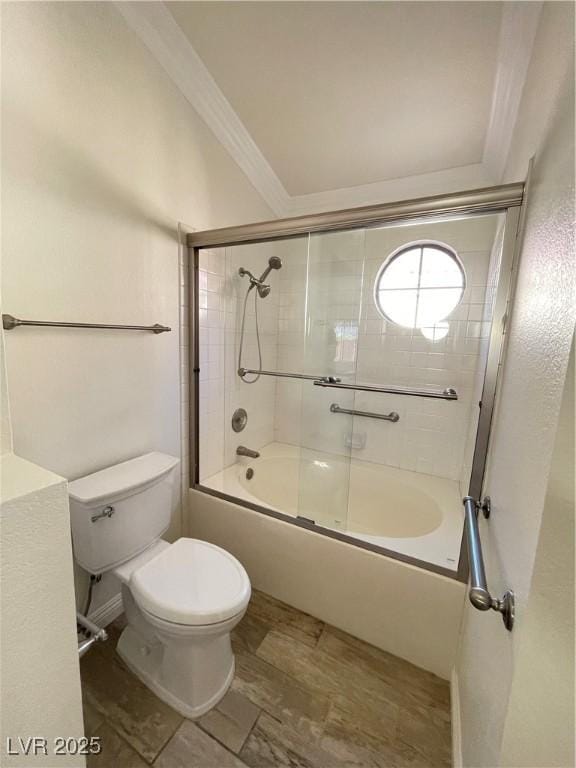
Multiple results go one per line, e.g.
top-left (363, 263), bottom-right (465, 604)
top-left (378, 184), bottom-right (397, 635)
top-left (238, 367), bottom-right (340, 384)
top-left (2, 314), bottom-right (171, 333)
top-left (462, 495), bottom-right (515, 631)
top-left (314, 380), bottom-right (458, 400)
top-left (330, 403), bottom-right (399, 422)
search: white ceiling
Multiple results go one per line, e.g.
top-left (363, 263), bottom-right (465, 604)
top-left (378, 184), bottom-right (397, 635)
top-left (167, 2), bottom-right (502, 196)
top-left (117, 1), bottom-right (542, 215)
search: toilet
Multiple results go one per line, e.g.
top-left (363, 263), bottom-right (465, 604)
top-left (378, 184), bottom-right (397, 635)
top-left (68, 452), bottom-right (251, 718)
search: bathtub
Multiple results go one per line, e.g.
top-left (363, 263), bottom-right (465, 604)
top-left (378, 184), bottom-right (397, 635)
top-left (202, 442), bottom-right (464, 572)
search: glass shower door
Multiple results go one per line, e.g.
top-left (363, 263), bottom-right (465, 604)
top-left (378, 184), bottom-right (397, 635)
top-left (296, 229), bottom-right (365, 530)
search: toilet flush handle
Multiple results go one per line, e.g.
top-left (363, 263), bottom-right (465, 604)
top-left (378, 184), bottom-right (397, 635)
top-left (91, 505), bottom-right (115, 523)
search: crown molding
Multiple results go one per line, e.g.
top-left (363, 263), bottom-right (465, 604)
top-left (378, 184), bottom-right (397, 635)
top-left (285, 163), bottom-right (492, 216)
top-left (115, 1), bottom-right (290, 217)
top-left (117, 2), bottom-right (541, 218)
top-left (483, 1), bottom-right (543, 182)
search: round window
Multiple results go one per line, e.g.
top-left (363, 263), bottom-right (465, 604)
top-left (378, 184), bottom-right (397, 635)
top-left (374, 241), bottom-right (465, 329)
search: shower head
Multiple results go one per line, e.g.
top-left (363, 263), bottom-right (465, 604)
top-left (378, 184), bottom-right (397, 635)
top-left (256, 256), bottom-right (282, 298)
top-left (239, 256), bottom-right (282, 298)
top-left (258, 256), bottom-right (282, 283)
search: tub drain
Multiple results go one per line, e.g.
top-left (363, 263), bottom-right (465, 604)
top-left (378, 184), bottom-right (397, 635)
top-left (246, 468), bottom-right (254, 480)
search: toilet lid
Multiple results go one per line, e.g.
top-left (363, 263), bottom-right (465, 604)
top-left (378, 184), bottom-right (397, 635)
top-left (130, 538), bottom-right (251, 626)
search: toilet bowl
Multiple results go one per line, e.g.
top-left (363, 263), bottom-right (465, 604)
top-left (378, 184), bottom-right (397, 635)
top-left (68, 452), bottom-right (252, 718)
top-left (114, 538), bottom-right (250, 718)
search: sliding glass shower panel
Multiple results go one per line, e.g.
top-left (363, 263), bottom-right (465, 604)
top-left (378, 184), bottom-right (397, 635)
top-left (194, 205), bottom-right (511, 576)
top-left (341, 213), bottom-right (504, 568)
top-left (296, 229), bottom-right (365, 530)
top-left (198, 236), bottom-right (309, 512)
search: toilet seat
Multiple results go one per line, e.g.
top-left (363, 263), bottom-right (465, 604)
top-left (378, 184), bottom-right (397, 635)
top-left (129, 538), bottom-right (251, 626)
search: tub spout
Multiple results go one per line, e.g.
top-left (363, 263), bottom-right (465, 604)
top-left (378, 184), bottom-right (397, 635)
top-left (236, 446), bottom-right (260, 459)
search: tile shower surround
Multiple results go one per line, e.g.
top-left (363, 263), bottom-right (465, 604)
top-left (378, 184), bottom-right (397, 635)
top-left (198, 245), bottom-right (280, 481)
top-left (196, 215), bottom-right (500, 489)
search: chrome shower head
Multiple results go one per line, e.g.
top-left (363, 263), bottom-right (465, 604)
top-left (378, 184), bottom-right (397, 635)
top-left (239, 256), bottom-right (282, 298)
top-left (258, 256), bottom-right (282, 283)
top-left (256, 256), bottom-right (283, 297)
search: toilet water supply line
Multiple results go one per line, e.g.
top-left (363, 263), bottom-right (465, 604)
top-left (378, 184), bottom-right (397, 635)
top-left (77, 612), bottom-right (108, 658)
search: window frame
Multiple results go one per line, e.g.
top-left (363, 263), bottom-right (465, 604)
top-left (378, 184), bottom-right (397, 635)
top-left (373, 239), bottom-right (467, 329)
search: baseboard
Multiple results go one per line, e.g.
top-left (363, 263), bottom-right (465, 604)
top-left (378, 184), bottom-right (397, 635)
top-left (88, 593), bottom-right (123, 628)
top-left (451, 668), bottom-right (463, 768)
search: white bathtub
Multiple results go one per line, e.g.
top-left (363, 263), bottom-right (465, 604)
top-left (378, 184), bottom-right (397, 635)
top-left (202, 442), bottom-right (464, 571)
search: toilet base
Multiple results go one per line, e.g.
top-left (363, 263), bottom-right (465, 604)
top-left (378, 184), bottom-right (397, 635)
top-left (117, 625), bottom-right (235, 719)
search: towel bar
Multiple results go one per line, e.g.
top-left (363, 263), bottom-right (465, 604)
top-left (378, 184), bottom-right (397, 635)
top-left (3, 314), bottom-right (171, 333)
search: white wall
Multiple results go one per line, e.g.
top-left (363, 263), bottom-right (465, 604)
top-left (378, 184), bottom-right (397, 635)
top-left (499, 338), bottom-right (574, 768)
top-left (1, 332), bottom-right (13, 456)
top-left (455, 3), bottom-right (575, 766)
top-left (1, 2), bottom-right (272, 614)
top-left (2, 326), bottom-right (83, 766)
top-left (1, 454), bottom-right (85, 767)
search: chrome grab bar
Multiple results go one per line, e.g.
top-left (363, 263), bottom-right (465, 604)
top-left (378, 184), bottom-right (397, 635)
top-left (462, 496), bottom-right (515, 631)
top-left (77, 612), bottom-right (108, 657)
top-left (2, 314), bottom-right (171, 334)
top-left (238, 368), bottom-right (456, 400)
top-left (314, 380), bottom-right (458, 400)
top-left (238, 367), bottom-right (341, 384)
top-left (330, 403), bottom-right (399, 422)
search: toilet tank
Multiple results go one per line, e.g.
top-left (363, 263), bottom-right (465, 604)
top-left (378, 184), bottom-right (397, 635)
top-left (69, 452), bottom-right (180, 575)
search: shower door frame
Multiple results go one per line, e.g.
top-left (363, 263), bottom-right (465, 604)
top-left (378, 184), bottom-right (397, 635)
top-left (187, 183), bottom-right (524, 583)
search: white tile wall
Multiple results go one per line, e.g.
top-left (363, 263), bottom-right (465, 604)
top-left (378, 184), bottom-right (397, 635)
top-left (290, 230), bottom-right (366, 457)
top-left (223, 243), bottom-right (281, 470)
top-left (198, 243), bottom-right (282, 481)
top-left (349, 219), bottom-right (497, 481)
top-left (198, 248), bottom-right (227, 480)
top-left (273, 215), bottom-right (502, 483)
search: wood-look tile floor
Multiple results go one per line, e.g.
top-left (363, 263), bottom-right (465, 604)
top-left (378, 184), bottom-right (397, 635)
top-left (81, 590), bottom-right (451, 767)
